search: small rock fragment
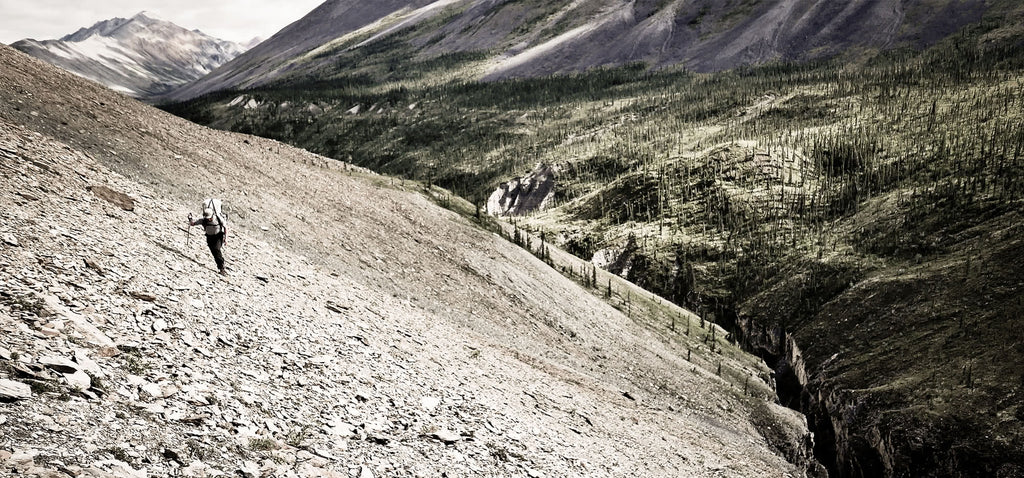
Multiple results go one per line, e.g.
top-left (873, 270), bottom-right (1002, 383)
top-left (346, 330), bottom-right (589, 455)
top-left (40, 355), bottom-right (80, 374)
top-left (0, 379), bottom-right (32, 400)
top-left (129, 291), bottom-right (156, 302)
top-left (140, 382), bottom-right (162, 399)
top-left (312, 447), bottom-right (337, 460)
top-left (66, 312), bottom-right (116, 348)
top-left (163, 447), bottom-right (185, 464)
top-left (431, 429), bottom-right (461, 444)
top-left (74, 350), bottom-right (105, 378)
top-left (238, 460), bottom-right (260, 478)
top-left (152, 318), bottom-right (168, 333)
top-left (64, 370), bottom-right (92, 391)
top-left (87, 185), bottom-right (135, 211)
top-left (324, 420), bottom-right (356, 438)
top-left (181, 460), bottom-right (210, 478)
top-left (2, 234), bottom-right (18, 247)
top-left (84, 258), bottom-right (105, 275)
top-left (9, 449), bottom-right (39, 472)
top-left (421, 396), bottom-right (441, 411)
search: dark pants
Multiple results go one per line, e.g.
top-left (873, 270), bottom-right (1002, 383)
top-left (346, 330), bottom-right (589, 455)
top-left (206, 233), bottom-right (225, 271)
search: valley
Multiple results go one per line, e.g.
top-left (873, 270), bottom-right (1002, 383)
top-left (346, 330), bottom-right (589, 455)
top-left (0, 43), bottom-right (817, 477)
top-left (163, 5), bottom-right (1024, 476)
top-left (4, 0), bottom-right (1024, 476)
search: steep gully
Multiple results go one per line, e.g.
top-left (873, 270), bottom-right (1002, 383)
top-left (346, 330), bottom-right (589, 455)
top-left (729, 310), bottom-right (885, 478)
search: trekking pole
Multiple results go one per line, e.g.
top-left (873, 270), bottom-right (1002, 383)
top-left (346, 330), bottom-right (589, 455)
top-left (186, 213), bottom-right (193, 249)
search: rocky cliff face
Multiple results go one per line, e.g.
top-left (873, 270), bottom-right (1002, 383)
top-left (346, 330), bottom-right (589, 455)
top-left (736, 232), bottom-right (1024, 477)
top-left (486, 164), bottom-right (557, 216)
top-left (11, 12), bottom-right (247, 100)
top-left (0, 45), bottom-right (816, 476)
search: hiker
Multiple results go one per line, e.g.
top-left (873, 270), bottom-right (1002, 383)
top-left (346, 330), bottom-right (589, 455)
top-left (189, 198), bottom-right (228, 275)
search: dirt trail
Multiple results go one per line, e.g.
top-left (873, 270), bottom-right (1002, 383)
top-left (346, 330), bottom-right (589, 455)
top-left (0, 45), bottom-right (811, 477)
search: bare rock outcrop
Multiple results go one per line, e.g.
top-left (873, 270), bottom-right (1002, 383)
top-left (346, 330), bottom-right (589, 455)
top-left (487, 164), bottom-right (557, 216)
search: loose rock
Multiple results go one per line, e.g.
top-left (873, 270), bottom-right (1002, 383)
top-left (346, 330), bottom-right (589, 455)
top-left (64, 370), bottom-right (92, 391)
top-left (40, 355), bottom-right (80, 374)
top-left (0, 379), bottom-right (32, 400)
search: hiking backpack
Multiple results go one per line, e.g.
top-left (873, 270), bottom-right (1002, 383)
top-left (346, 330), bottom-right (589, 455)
top-left (201, 198), bottom-right (227, 235)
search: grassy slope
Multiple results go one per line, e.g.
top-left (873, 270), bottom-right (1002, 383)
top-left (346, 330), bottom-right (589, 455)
top-left (163, 7), bottom-right (1024, 476)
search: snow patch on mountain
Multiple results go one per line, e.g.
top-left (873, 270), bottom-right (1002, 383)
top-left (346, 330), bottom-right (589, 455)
top-left (11, 12), bottom-right (250, 100)
top-left (354, 0), bottom-right (467, 49)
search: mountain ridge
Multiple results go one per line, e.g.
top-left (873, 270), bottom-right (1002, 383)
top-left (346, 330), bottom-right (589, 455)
top-left (161, 0), bottom-right (1002, 103)
top-left (12, 12), bottom-right (248, 100)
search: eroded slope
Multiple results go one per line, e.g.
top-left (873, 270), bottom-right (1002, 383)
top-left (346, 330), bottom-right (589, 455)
top-left (0, 45), bottom-right (810, 476)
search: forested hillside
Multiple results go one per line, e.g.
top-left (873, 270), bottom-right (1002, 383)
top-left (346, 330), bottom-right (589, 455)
top-left (163, 7), bottom-right (1024, 477)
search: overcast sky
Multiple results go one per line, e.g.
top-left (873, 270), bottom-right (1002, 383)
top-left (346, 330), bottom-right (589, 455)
top-left (0, 0), bottom-right (324, 44)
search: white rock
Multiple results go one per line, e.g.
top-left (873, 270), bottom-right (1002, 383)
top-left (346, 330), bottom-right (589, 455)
top-left (431, 429), bottom-right (461, 444)
top-left (180, 460), bottom-right (210, 478)
top-left (75, 349), bottom-right (105, 378)
top-left (160, 384), bottom-right (179, 398)
top-left (0, 379), bottom-right (31, 400)
top-left (359, 465), bottom-right (374, 478)
top-left (152, 318), bottom-right (168, 332)
top-left (421, 396), bottom-right (441, 411)
top-left (8, 449), bottom-right (38, 470)
top-left (140, 382), bottom-right (162, 399)
top-left (238, 460), bottom-right (260, 478)
top-left (89, 460), bottom-right (146, 478)
top-left (64, 370), bottom-right (92, 391)
top-left (324, 420), bottom-right (356, 437)
top-left (65, 311), bottom-right (116, 348)
top-left (312, 447), bottom-right (337, 460)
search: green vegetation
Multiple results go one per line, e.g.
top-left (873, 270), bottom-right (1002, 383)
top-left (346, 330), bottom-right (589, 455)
top-left (163, 11), bottom-right (1024, 476)
top-left (249, 437), bottom-right (278, 451)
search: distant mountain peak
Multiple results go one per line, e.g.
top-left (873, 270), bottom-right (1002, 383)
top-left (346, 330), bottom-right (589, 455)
top-left (13, 14), bottom-right (252, 100)
top-left (243, 37), bottom-right (265, 49)
top-left (60, 17), bottom-right (131, 42)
